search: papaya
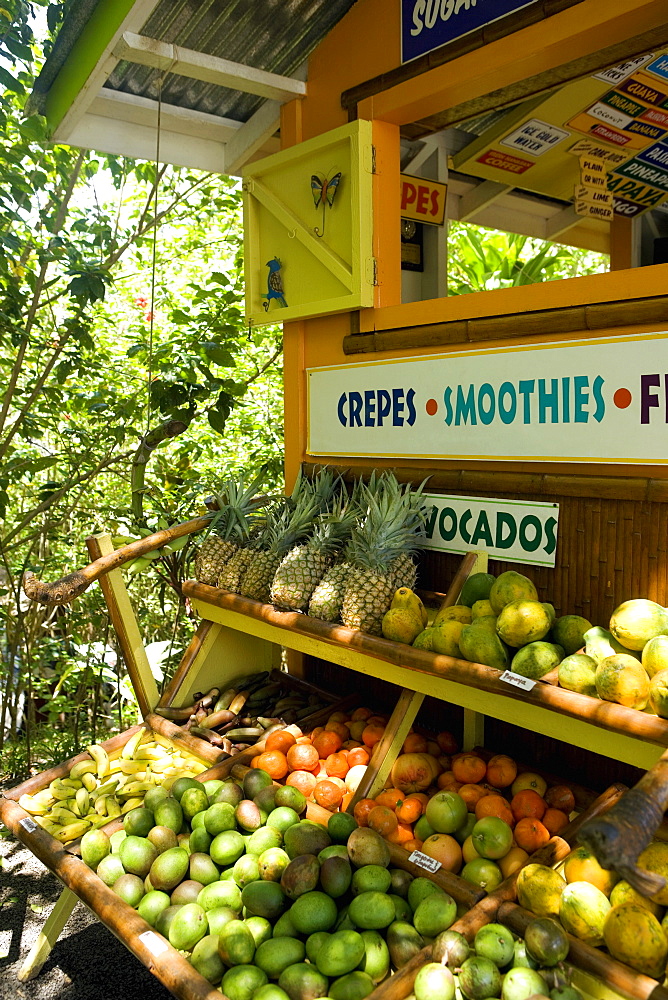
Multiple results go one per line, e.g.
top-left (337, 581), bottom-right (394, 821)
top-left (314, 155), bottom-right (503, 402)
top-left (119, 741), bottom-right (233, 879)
top-left (516, 864), bottom-right (566, 918)
top-left (562, 846), bottom-right (619, 896)
top-left (648, 668), bottom-right (668, 718)
top-left (391, 587), bottom-right (428, 626)
top-left (603, 903), bottom-right (668, 977)
top-left (610, 879), bottom-right (663, 917)
top-left (381, 608), bottom-right (423, 645)
top-left (551, 615), bottom-right (593, 656)
top-left (584, 626), bottom-right (639, 664)
top-left (433, 605), bottom-right (472, 627)
top-left (459, 573), bottom-right (496, 608)
top-left (412, 628), bottom-right (436, 651)
top-left (431, 621), bottom-right (465, 657)
top-left (458, 624), bottom-right (509, 671)
top-left (471, 600), bottom-right (494, 619)
top-left (643, 635), bottom-right (668, 678)
top-left (557, 654), bottom-right (598, 697)
top-left (559, 881), bottom-right (610, 945)
top-left (609, 598), bottom-right (668, 651)
top-left (510, 642), bottom-right (563, 680)
top-left (496, 600), bottom-right (552, 648)
top-left (489, 571), bottom-right (537, 614)
top-left (637, 842), bottom-right (668, 905)
top-left (595, 654), bottom-right (650, 709)
top-left (467, 615), bottom-right (498, 633)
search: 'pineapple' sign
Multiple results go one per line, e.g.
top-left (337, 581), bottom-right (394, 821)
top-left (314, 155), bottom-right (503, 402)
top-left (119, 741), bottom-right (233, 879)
top-left (422, 494), bottom-right (559, 568)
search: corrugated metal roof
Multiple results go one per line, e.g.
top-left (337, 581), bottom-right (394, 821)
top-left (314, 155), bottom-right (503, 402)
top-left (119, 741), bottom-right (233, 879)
top-left (108, 0), bottom-right (359, 123)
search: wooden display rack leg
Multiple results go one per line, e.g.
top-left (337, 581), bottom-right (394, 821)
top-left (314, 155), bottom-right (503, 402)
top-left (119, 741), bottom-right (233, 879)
top-left (17, 887), bottom-right (78, 981)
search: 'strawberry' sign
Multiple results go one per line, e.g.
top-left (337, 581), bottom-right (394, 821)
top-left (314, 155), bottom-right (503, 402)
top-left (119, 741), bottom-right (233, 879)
top-left (306, 333), bottom-right (668, 465)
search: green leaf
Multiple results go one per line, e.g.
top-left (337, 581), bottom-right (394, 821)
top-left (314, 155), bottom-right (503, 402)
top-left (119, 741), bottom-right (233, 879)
top-left (202, 343), bottom-right (234, 367)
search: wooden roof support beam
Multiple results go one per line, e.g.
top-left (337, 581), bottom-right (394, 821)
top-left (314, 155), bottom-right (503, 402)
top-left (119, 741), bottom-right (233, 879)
top-left (545, 205), bottom-right (583, 240)
top-left (224, 99), bottom-right (281, 176)
top-left (114, 32), bottom-right (307, 103)
top-left (458, 180), bottom-right (513, 223)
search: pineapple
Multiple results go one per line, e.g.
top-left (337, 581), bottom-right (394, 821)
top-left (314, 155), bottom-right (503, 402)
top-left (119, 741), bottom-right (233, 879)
top-left (217, 546), bottom-right (255, 592)
top-left (271, 497), bottom-right (356, 610)
top-left (193, 472), bottom-right (265, 586)
top-left (341, 476), bottom-right (427, 635)
top-left (308, 560), bottom-right (351, 622)
top-left (240, 493), bottom-right (321, 604)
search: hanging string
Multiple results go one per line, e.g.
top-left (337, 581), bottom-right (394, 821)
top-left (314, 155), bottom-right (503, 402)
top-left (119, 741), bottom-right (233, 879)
top-left (146, 72), bottom-right (164, 435)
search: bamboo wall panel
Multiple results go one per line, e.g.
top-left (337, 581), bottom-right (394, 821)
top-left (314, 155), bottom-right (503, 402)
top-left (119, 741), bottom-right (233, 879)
top-left (418, 492), bottom-right (668, 627)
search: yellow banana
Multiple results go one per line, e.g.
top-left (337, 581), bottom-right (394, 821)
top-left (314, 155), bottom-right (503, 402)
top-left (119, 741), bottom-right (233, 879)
top-left (106, 796), bottom-right (122, 819)
top-left (87, 743), bottom-right (109, 779)
top-left (121, 797), bottom-right (145, 813)
top-left (81, 773), bottom-right (98, 792)
top-left (61, 777), bottom-right (83, 790)
top-left (70, 798), bottom-right (82, 818)
top-left (119, 780), bottom-right (153, 797)
top-left (121, 729), bottom-right (148, 760)
top-left (134, 746), bottom-right (167, 761)
top-left (70, 759), bottom-right (98, 779)
top-left (18, 794), bottom-right (50, 815)
top-left (53, 820), bottom-right (91, 842)
top-left (75, 788), bottom-right (90, 815)
top-left (35, 817), bottom-right (59, 834)
top-left (51, 807), bottom-right (79, 825)
top-left (90, 777), bottom-right (119, 799)
top-left (148, 758), bottom-right (173, 773)
top-left (49, 779), bottom-right (75, 800)
top-left (119, 761), bottom-right (146, 775)
top-left (94, 795), bottom-right (108, 816)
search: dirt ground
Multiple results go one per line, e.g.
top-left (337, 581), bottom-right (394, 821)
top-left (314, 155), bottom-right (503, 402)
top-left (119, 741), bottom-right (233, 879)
top-left (0, 836), bottom-right (175, 1000)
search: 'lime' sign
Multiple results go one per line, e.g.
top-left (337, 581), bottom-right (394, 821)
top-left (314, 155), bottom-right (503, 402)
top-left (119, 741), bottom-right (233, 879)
top-left (423, 494), bottom-right (559, 567)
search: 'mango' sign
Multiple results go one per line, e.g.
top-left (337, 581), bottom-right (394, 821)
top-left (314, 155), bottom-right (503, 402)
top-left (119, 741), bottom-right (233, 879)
top-left (306, 333), bottom-right (668, 465)
top-left (423, 495), bottom-right (559, 567)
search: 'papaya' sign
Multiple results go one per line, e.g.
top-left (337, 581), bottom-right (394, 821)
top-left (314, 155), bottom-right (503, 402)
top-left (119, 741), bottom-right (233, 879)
top-left (306, 332), bottom-right (668, 465)
top-left (402, 0), bottom-right (537, 64)
top-left (422, 494), bottom-right (559, 567)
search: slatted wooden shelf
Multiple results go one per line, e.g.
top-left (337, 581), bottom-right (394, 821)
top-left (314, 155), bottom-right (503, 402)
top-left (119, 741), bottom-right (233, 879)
top-left (183, 580), bottom-right (668, 770)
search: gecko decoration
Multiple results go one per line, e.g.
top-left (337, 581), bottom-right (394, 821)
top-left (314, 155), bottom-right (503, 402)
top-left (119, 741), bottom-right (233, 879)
top-left (311, 171), bottom-right (342, 237)
top-left (262, 257), bottom-right (287, 311)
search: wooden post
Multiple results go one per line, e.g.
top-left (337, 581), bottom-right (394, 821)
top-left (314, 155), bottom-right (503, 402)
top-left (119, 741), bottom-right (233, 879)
top-left (17, 888), bottom-right (78, 981)
top-left (86, 532), bottom-right (159, 718)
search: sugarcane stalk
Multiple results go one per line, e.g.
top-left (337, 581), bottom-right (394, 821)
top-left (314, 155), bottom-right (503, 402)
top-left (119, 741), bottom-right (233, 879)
top-left (22, 515), bottom-right (212, 606)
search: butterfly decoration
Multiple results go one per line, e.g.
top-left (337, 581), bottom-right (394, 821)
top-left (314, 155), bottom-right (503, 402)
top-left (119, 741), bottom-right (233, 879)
top-left (311, 171), bottom-right (342, 237)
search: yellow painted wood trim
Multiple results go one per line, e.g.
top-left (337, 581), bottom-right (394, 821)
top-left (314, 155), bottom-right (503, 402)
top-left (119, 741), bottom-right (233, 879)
top-left (250, 178), bottom-right (353, 289)
top-left (350, 688), bottom-right (424, 807)
top-left (190, 597), bottom-right (663, 770)
top-left (94, 533), bottom-right (160, 716)
top-left (17, 887), bottom-right (77, 982)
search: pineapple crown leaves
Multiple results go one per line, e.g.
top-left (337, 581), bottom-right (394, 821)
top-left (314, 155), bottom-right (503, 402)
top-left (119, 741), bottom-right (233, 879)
top-left (306, 493), bottom-right (358, 556)
top-left (347, 476), bottom-right (428, 573)
top-left (206, 469), bottom-right (268, 543)
top-left (253, 488), bottom-right (322, 558)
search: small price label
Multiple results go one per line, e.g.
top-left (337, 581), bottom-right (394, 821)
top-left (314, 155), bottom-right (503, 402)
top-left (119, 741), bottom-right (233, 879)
top-left (19, 817), bottom-right (37, 833)
top-left (139, 931), bottom-right (169, 956)
top-left (499, 670), bottom-right (536, 692)
top-left (408, 850), bottom-right (442, 873)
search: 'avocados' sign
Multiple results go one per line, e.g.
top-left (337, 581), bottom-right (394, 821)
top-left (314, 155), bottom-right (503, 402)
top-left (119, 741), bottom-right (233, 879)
top-left (402, 0), bottom-right (536, 64)
top-left (306, 332), bottom-right (668, 465)
top-left (423, 494), bottom-right (559, 567)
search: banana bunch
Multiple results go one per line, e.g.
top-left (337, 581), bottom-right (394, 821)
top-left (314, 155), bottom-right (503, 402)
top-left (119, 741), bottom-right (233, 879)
top-left (18, 729), bottom-right (208, 843)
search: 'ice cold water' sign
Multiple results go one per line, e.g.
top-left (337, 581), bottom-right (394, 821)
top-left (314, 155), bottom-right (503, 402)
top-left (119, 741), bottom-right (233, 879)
top-left (306, 333), bottom-right (668, 466)
top-left (422, 494), bottom-right (559, 568)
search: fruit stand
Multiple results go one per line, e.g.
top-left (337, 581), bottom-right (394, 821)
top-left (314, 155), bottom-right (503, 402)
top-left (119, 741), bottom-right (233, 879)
top-left (9, 0), bottom-right (668, 998)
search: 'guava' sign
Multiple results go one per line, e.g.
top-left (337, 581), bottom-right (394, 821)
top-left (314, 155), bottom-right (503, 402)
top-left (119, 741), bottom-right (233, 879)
top-left (422, 494), bottom-right (559, 568)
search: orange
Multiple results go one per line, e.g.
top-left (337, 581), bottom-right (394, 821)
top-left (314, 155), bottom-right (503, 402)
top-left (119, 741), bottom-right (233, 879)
top-left (458, 783), bottom-right (490, 811)
top-left (437, 731), bottom-right (459, 753)
top-left (511, 789), bottom-right (547, 822)
top-left (347, 746), bottom-right (370, 768)
top-left (312, 730), bottom-right (343, 758)
top-left (264, 730), bottom-right (297, 754)
top-left (404, 838), bottom-right (422, 852)
top-left (250, 756), bottom-right (261, 768)
top-left (327, 711), bottom-right (349, 724)
top-left (376, 788), bottom-right (404, 810)
top-left (313, 779), bottom-right (344, 810)
top-left (437, 771), bottom-right (462, 791)
top-left (286, 743), bottom-right (320, 773)
top-left (341, 791), bottom-right (354, 811)
top-left (386, 821), bottom-right (415, 846)
top-left (326, 775), bottom-right (346, 791)
top-left (368, 805), bottom-right (399, 837)
top-left (396, 795), bottom-right (423, 825)
top-left (462, 835), bottom-right (481, 864)
top-left (255, 750), bottom-right (289, 779)
top-left (542, 807), bottom-right (569, 835)
top-left (421, 833), bottom-right (463, 872)
top-left (485, 754), bottom-right (518, 789)
top-left (309, 727), bottom-right (324, 742)
top-left (362, 724), bottom-right (385, 748)
top-left (452, 753), bottom-right (487, 785)
top-left (514, 817), bottom-right (551, 852)
top-left (498, 846), bottom-right (530, 879)
top-left (475, 795), bottom-right (515, 827)
top-left (353, 798), bottom-right (377, 827)
top-left (286, 770), bottom-right (317, 798)
top-left (426, 740), bottom-right (442, 758)
top-left (403, 732), bottom-right (428, 754)
top-left (545, 785), bottom-right (576, 814)
top-left (325, 751), bottom-right (350, 779)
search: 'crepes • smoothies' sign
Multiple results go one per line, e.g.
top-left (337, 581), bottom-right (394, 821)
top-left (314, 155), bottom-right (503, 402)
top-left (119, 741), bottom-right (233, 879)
top-left (306, 333), bottom-right (668, 465)
top-left (422, 494), bottom-right (559, 567)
